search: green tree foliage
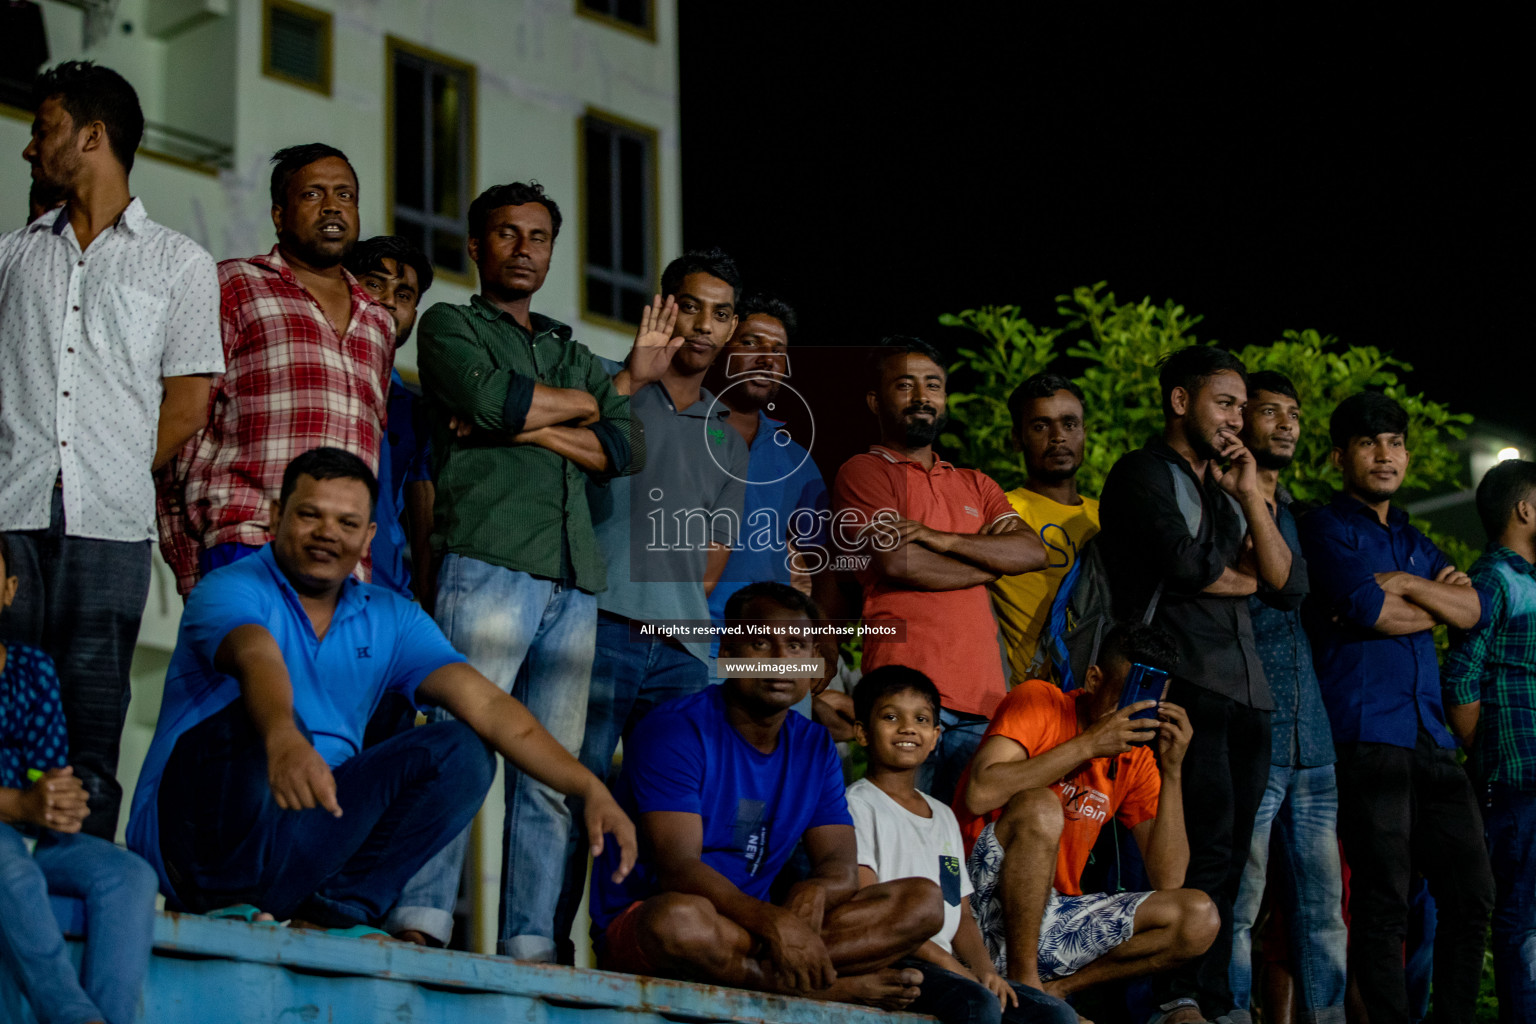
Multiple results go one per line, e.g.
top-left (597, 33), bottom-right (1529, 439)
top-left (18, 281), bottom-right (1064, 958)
top-left (939, 283), bottom-right (1476, 567)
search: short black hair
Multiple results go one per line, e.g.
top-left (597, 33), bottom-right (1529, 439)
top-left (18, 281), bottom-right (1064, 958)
top-left (270, 143), bottom-right (355, 206)
top-left (1007, 372), bottom-right (1086, 432)
top-left (345, 235), bottom-right (434, 295)
top-left (722, 580), bottom-right (823, 630)
top-left (867, 335), bottom-right (946, 391)
top-left (1475, 458), bottom-right (1536, 541)
top-left (1329, 391), bottom-right (1408, 450)
top-left (1158, 346), bottom-right (1248, 418)
top-left (1246, 370), bottom-right (1299, 404)
top-left (278, 447), bottom-right (379, 517)
top-left (467, 182), bottom-right (562, 242)
top-left (32, 61), bottom-right (144, 172)
top-left (852, 665), bottom-right (941, 728)
top-left (661, 248), bottom-right (743, 305)
top-left (735, 292), bottom-right (798, 343)
top-left (1097, 622), bottom-right (1179, 674)
top-left (0, 533), bottom-right (11, 577)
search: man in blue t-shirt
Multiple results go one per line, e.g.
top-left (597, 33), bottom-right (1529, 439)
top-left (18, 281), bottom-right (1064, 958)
top-left (589, 581), bottom-right (939, 1011)
top-left (127, 448), bottom-right (635, 932)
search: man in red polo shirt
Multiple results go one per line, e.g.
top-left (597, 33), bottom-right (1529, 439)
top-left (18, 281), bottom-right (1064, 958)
top-left (832, 337), bottom-right (1045, 802)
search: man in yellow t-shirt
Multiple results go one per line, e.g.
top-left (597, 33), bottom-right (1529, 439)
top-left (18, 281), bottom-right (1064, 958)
top-left (989, 373), bottom-right (1099, 684)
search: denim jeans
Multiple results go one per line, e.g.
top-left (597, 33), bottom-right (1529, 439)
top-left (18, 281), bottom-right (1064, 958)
top-left (1229, 763), bottom-right (1347, 1023)
top-left (897, 957), bottom-right (1078, 1024)
top-left (552, 610), bottom-right (710, 960)
top-left (0, 489), bottom-right (152, 839)
top-left (916, 707), bottom-right (992, 806)
top-left (1484, 782), bottom-right (1536, 1021)
top-left (387, 556), bottom-right (596, 957)
top-left (0, 824), bottom-right (158, 1024)
top-left (157, 699), bottom-right (494, 926)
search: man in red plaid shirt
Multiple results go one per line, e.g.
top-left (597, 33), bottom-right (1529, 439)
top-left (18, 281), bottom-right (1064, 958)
top-left (158, 144), bottom-right (395, 594)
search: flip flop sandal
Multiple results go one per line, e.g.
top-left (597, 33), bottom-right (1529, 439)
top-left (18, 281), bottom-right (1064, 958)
top-left (323, 924), bottom-right (393, 940)
top-left (205, 904), bottom-right (281, 927)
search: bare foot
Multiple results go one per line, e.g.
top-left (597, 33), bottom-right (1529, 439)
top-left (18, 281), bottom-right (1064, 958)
top-left (819, 968), bottom-right (924, 1011)
top-left (394, 929), bottom-right (432, 946)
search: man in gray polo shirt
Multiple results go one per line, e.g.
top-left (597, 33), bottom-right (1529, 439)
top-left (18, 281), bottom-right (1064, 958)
top-left (553, 249), bottom-right (749, 961)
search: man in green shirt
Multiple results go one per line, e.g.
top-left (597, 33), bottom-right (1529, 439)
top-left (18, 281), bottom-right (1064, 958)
top-left (386, 182), bottom-right (645, 960)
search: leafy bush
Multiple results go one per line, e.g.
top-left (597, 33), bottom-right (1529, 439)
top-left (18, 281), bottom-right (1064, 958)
top-left (939, 283), bottom-right (1476, 567)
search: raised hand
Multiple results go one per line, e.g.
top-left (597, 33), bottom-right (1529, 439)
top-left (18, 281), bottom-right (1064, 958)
top-left (625, 295), bottom-right (684, 389)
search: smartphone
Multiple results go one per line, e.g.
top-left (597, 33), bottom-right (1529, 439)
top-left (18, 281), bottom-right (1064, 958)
top-left (1116, 662), bottom-right (1170, 744)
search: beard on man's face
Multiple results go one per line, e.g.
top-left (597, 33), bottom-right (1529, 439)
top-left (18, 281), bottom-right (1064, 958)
top-left (899, 404), bottom-right (948, 447)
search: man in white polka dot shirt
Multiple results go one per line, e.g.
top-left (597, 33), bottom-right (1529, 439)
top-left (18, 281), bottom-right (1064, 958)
top-left (0, 61), bottom-right (224, 839)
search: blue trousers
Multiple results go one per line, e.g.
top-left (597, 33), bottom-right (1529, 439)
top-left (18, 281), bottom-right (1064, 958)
top-left (0, 825), bottom-right (158, 1024)
top-left (1485, 782), bottom-right (1536, 1022)
top-left (156, 699), bottom-right (494, 926)
top-left (1230, 763), bottom-right (1347, 1023)
top-left (387, 556), bottom-right (596, 957)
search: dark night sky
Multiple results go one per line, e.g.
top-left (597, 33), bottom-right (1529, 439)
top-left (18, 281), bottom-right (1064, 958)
top-left (678, 6), bottom-right (1527, 431)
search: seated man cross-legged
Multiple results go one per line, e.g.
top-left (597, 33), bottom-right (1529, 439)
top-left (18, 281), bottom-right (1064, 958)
top-left (126, 448), bottom-right (635, 933)
top-left (955, 623), bottom-right (1217, 1020)
top-left (589, 581), bottom-right (940, 1009)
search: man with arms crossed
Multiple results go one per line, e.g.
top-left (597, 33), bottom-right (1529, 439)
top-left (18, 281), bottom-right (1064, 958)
top-left (588, 582), bottom-right (940, 1010)
top-left (833, 337), bottom-right (1046, 802)
top-left (1298, 392), bottom-right (1493, 1024)
top-left (0, 61), bottom-right (222, 837)
top-left (391, 182), bottom-right (643, 956)
top-left (956, 623), bottom-right (1216, 1011)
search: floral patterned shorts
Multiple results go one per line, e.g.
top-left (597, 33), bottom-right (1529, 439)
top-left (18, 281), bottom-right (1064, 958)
top-left (967, 821), bottom-right (1153, 979)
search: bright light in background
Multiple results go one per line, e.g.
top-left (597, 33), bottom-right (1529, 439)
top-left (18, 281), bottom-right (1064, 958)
top-left (1498, 447), bottom-right (1521, 461)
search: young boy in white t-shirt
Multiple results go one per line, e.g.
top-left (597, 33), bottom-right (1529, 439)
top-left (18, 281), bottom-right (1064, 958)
top-left (848, 665), bottom-right (1077, 1024)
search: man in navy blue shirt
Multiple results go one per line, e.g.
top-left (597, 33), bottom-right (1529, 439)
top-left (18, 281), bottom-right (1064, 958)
top-left (127, 448), bottom-right (635, 932)
top-left (1298, 392), bottom-right (1493, 1024)
top-left (589, 582), bottom-right (940, 1010)
top-left (346, 236), bottom-right (436, 607)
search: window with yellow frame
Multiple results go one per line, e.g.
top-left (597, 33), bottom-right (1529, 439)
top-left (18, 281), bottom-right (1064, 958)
top-left (387, 38), bottom-right (477, 282)
top-left (262, 0), bottom-right (332, 96)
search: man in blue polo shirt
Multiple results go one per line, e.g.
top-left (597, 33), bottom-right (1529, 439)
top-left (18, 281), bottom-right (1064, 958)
top-left (1298, 392), bottom-right (1493, 1024)
top-left (127, 448), bottom-right (634, 931)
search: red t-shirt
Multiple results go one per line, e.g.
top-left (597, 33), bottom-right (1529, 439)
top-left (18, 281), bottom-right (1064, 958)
top-left (832, 447), bottom-right (1017, 717)
top-left (954, 679), bottom-right (1161, 895)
